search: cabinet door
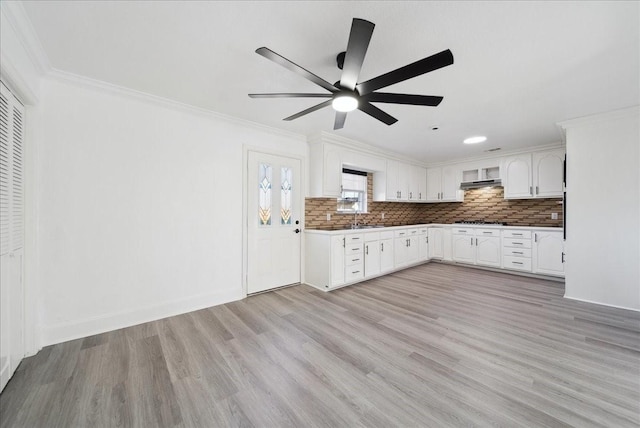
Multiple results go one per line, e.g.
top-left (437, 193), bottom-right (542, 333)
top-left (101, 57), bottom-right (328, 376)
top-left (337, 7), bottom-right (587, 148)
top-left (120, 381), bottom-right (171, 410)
top-left (533, 150), bottom-right (564, 198)
top-left (406, 236), bottom-right (420, 264)
top-left (364, 241), bottom-right (381, 278)
top-left (503, 154), bottom-right (533, 199)
top-left (533, 231), bottom-right (564, 276)
top-left (386, 160), bottom-right (400, 201)
top-left (426, 168), bottom-right (442, 201)
top-left (408, 165), bottom-right (426, 201)
top-left (323, 144), bottom-right (342, 198)
top-left (441, 165), bottom-right (462, 201)
top-left (397, 162), bottom-right (410, 201)
top-left (476, 236), bottom-right (501, 267)
top-left (330, 235), bottom-right (345, 286)
top-left (380, 238), bottom-right (394, 273)
top-left (452, 235), bottom-right (475, 263)
top-left (428, 228), bottom-right (444, 259)
top-left (394, 237), bottom-right (409, 267)
top-left (419, 233), bottom-right (429, 260)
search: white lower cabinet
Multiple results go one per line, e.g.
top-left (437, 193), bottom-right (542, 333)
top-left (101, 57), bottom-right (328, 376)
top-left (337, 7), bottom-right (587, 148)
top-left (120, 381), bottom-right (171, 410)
top-left (533, 231), bottom-right (565, 276)
top-left (329, 235), bottom-right (345, 287)
top-left (452, 227), bottom-right (501, 267)
top-left (502, 230), bottom-right (532, 272)
top-left (475, 229), bottom-right (501, 267)
top-left (418, 228), bottom-right (429, 261)
top-left (380, 232), bottom-right (394, 274)
top-left (364, 233), bottom-right (381, 279)
top-left (428, 228), bottom-right (444, 259)
top-left (452, 227), bottom-right (475, 264)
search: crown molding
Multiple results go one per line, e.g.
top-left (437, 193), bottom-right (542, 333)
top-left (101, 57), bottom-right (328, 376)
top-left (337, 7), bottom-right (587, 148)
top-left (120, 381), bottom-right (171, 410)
top-left (0, 1), bottom-right (51, 75)
top-left (46, 68), bottom-right (306, 143)
top-left (558, 105), bottom-right (640, 130)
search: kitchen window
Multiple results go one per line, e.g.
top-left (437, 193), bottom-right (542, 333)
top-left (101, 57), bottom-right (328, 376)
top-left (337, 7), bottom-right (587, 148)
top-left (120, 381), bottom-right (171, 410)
top-left (337, 169), bottom-right (367, 213)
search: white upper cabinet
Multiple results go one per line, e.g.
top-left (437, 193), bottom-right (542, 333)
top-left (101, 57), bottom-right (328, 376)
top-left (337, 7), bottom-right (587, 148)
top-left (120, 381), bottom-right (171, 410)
top-left (426, 166), bottom-right (463, 202)
top-left (309, 141), bottom-right (342, 198)
top-left (533, 149), bottom-right (564, 198)
top-left (379, 160), bottom-right (426, 202)
top-left (503, 149), bottom-right (564, 199)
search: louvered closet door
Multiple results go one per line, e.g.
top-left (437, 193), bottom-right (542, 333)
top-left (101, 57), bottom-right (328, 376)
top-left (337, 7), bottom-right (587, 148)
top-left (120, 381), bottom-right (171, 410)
top-left (0, 81), bottom-right (25, 392)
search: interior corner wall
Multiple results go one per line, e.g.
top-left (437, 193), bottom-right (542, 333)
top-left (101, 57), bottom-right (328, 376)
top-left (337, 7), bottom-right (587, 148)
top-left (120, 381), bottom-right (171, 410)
top-left (37, 78), bottom-right (307, 346)
top-left (564, 108), bottom-right (640, 311)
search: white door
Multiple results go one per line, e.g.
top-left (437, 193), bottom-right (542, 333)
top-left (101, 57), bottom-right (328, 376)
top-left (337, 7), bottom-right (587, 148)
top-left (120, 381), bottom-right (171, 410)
top-left (0, 82), bottom-right (25, 392)
top-left (426, 167), bottom-right (441, 201)
top-left (441, 165), bottom-right (461, 201)
top-left (503, 154), bottom-right (533, 198)
top-left (385, 160), bottom-right (400, 201)
top-left (247, 151), bottom-right (302, 294)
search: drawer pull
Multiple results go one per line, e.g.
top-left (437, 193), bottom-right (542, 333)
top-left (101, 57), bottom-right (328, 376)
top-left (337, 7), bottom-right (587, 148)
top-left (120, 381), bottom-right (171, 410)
top-left (512, 251), bottom-right (523, 254)
top-left (352, 237), bottom-right (360, 240)
top-left (512, 233), bottom-right (523, 236)
top-left (352, 270), bottom-right (360, 274)
top-left (512, 261), bottom-right (523, 265)
top-left (352, 258), bottom-right (360, 262)
top-left (483, 231), bottom-right (492, 234)
top-left (512, 242), bottom-right (523, 245)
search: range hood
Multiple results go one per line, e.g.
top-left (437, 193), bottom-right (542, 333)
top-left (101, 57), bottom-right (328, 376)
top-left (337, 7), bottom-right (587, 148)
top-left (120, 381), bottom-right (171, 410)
top-left (460, 178), bottom-right (503, 190)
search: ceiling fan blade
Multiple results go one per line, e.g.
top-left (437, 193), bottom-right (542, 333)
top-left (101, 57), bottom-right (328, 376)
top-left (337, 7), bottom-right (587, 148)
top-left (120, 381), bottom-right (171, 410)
top-left (357, 102), bottom-right (398, 125)
top-left (363, 92), bottom-right (443, 106)
top-left (334, 112), bottom-right (347, 130)
top-left (283, 100), bottom-right (333, 121)
top-left (356, 49), bottom-right (454, 95)
top-left (256, 47), bottom-right (338, 93)
top-left (249, 93), bottom-right (332, 98)
top-left (340, 18), bottom-right (375, 91)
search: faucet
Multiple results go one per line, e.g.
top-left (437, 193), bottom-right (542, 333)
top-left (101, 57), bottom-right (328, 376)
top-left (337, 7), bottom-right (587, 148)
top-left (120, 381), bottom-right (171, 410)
top-left (352, 210), bottom-right (361, 229)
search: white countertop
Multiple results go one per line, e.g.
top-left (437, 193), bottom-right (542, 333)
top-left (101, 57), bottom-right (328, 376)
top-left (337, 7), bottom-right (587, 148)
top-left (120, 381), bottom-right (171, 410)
top-left (305, 223), bottom-right (563, 235)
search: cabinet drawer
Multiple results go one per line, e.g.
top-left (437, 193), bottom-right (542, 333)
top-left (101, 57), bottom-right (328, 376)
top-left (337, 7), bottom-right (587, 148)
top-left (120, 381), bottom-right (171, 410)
top-left (475, 229), bottom-right (500, 237)
top-left (380, 231), bottom-right (394, 240)
top-left (503, 248), bottom-right (532, 258)
top-left (346, 234), bottom-right (364, 244)
top-left (408, 228), bottom-right (419, 236)
top-left (418, 228), bottom-right (428, 235)
top-left (364, 232), bottom-right (380, 242)
top-left (503, 238), bottom-right (531, 249)
top-left (345, 264), bottom-right (365, 282)
top-left (452, 227), bottom-right (474, 235)
top-left (394, 230), bottom-right (409, 238)
top-left (345, 244), bottom-right (363, 255)
top-left (503, 230), bottom-right (532, 239)
top-left (346, 254), bottom-right (364, 266)
top-left (503, 256), bottom-right (532, 272)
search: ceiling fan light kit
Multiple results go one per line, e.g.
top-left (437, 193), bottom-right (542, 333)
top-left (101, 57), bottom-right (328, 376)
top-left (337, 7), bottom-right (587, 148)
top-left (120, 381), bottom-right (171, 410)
top-left (249, 18), bottom-right (454, 130)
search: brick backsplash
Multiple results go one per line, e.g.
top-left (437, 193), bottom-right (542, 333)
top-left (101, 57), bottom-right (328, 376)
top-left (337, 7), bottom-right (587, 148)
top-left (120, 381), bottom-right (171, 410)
top-left (305, 174), bottom-right (563, 230)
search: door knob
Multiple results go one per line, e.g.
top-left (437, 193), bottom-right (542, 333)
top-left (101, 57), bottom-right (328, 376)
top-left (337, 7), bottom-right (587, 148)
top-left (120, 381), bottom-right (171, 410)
top-left (294, 228), bottom-right (301, 233)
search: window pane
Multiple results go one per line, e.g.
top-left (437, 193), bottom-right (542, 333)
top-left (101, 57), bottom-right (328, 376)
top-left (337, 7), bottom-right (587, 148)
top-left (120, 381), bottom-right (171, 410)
top-left (281, 166), bottom-right (292, 225)
top-left (259, 163), bottom-right (272, 225)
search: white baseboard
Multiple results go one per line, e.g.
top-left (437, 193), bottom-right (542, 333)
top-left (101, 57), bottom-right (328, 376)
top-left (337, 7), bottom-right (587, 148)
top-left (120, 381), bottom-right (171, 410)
top-left (40, 289), bottom-right (243, 347)
top-left (563, 295), bottom-right (640, 313)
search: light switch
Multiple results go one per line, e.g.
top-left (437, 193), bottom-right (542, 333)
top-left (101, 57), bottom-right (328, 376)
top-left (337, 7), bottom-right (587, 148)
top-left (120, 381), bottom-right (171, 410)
top-left (326, 213), bottom-right (331, 221)
top-left (551, 212), bottom-right (558, 220)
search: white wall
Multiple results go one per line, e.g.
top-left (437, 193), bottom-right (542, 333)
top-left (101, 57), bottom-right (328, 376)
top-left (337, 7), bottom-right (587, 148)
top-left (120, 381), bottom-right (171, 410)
top-left (37, 77), bottom-right (307, 345)
top-left (562, 107), bottom-right (640, 311)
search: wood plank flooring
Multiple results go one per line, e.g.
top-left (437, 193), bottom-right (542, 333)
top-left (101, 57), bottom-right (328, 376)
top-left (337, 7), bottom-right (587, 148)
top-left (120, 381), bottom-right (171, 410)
top-left (1, 263), bottom-right (639, 427)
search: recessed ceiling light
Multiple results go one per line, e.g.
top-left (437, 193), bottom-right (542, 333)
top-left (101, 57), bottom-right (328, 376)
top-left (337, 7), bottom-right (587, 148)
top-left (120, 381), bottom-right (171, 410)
top-left (332, 94), bottom-right (358, 112)
top-left (463, 136), bottom-right (487, 144)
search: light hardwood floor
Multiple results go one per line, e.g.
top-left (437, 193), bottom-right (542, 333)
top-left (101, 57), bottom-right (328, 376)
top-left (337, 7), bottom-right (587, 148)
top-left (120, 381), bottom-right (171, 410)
top-left (1, 263), bottom-right (639, 427)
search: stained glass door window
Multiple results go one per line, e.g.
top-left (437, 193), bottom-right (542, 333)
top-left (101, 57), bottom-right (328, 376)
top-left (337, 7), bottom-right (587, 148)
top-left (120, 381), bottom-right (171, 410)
top-left (281, 167), bottom-right (292, 225)
top-left (258, 163), bottom-right (272, 225)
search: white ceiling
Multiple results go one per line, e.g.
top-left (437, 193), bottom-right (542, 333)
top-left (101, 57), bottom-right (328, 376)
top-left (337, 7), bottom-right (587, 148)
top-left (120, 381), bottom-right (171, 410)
top-left (21, 1), bottom-right (640, 163)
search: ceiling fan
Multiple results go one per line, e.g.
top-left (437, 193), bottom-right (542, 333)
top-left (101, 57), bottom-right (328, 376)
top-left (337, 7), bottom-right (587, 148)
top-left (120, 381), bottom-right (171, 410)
top-left (249, 18), bottom-right (454, 130)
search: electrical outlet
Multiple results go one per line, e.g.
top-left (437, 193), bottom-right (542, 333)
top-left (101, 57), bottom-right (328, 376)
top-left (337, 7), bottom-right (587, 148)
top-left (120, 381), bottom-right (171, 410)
top-left (326, 213), bottom-right (331, 221)
top-left (381, 212), bottom-right (385, 220)
top-left (551, 212), bottom-right (558, 220)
